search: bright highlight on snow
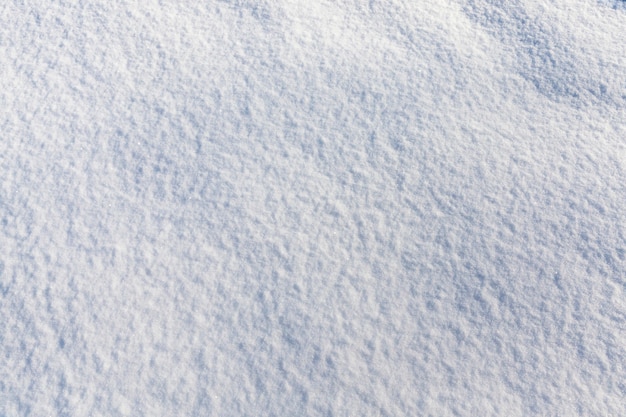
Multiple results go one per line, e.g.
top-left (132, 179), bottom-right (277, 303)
top-left (1, 1), bottom-right (625, 416)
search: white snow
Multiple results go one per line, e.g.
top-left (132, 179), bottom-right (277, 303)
top-left (1, 0), bottom-right (625, 416)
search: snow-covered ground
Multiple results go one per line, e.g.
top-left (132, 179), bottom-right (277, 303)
top-left (1, 1), bottom-right (625, 416)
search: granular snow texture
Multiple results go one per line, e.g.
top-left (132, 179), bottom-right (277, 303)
top-left (1, 1), bottom-right (625, 416)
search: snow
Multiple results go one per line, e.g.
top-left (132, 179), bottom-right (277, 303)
top-left (1, 0), bottom-right (625, 416)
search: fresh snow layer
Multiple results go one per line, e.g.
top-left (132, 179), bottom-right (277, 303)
top-left (1, 1), bottom-right (625, 416)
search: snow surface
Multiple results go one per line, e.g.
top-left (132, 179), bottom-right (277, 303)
top-left (1, 0), bottom-right (625, 416)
